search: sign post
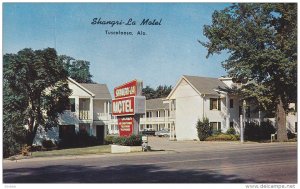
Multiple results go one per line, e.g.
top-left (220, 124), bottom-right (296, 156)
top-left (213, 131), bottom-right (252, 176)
top-left (112, 80), bottom-right (145, 136)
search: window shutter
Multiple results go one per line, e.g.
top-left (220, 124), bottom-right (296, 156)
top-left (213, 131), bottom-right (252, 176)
top-left (210, 99), bottom-right (213, 110)
top-left (218, 122), bottom-right (221, 131)
top-left (218, 98), bottom-right (221, 110)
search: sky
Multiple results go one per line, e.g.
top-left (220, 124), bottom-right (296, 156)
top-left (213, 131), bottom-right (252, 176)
top-left (3, 3), bottom-right (230, 93)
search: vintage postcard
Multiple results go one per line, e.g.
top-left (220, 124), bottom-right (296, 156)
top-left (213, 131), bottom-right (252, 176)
top-left (2, 2), bottom-right (297, 187)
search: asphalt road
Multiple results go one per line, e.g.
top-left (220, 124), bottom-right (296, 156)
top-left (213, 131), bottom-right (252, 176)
top-left (3, 138), bottom-right (297, 183)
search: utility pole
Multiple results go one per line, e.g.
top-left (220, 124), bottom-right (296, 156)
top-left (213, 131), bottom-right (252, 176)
top-left (241, 100), bottom-right (247, 143)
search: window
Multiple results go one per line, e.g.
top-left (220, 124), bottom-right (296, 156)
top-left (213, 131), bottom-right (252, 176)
top-left (66, 98), bottom-right (75, 112)
top-left (230, 122), bottom-right (234, 128)
top-left (210, 122), bottom-right (221, 133)
top-left (230, 99), bottom-right (234, 108)
top-left (146, 112), bottom-right (151, 118)
top-left (210, 98), bottom-right (221, 110)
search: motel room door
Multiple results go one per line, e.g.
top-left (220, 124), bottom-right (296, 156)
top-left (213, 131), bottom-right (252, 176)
top-left (96, 125), bottom-right (104, 145)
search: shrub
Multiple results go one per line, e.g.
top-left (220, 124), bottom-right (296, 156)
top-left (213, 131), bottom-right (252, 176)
top-left (42, 139), bottom-right (56, 149)
top-left (3, 121), bottom-right (27, 158)
top-left (112, 134), bottom-right (142, 146)
top-left (244, 122), bottom-right (261, 141)
top-left (260, 121), bottom-right (276, 140)
top-left (226, 127), bottom-right (236, 135)
top-left (206, 133), bottom-right (239, 141)
top-left (31, 145), bottom-right (42, 152)
top-left (58, 132), bottom-right (99, 149)
top-left (104, 135), bottom-right (115, 144)
top-left (244, 121), bottom-right (276, 141)
top-left (21, 145), bottom-right (31, 156)
top-left (196, 117), bottom-right (212, 141)
top-left (287, 130), bottom-right (296, 139)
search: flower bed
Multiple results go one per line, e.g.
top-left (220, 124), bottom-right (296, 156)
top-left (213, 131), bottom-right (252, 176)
top-left (110, 134), bottom-right (143, 153)
top-left (205, 133), bottom-right (239, 141)
top-left (112, 134), bottom-right (142, 146)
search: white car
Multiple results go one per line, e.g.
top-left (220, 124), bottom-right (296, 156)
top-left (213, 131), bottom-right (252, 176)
top-left (155, 130), bottom-right (170, 137)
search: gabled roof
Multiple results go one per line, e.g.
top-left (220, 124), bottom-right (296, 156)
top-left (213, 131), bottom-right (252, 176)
top-left (167, 75), bottom-right (228, 99)
top-left (146, 98), bottom-right (169, 110)
top-left (68, 77), bottom-right (111, 99)
top-left (68, 77), bottom-right (95, 97)
top-left (183, 75), bottom-right (228, 95)
top-left (80, 83), bottom-right (112, 99)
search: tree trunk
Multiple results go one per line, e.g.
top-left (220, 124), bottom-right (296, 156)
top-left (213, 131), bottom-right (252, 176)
top-left (27, 132), bottom-right (36, 146)
top-left (276, 96), bottom-right (287, 142)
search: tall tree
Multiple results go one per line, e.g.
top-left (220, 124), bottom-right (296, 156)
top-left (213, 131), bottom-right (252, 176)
top-left (200, 3), bottom-right (297, 141)
top-left (58, 55), bottom-right (93, 83)
top-left (3, 48), bottom-right (72, 146)
top-left (142, 86), bottom-right (156, 100)
top-left (142, 85), bottom-right (172, 100)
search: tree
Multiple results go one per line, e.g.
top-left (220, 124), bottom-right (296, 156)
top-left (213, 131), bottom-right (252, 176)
top-left (58, 55), bottom-right (93, 83)
top-left (200, 3), bottom-right (297, 141)
top-left (142, 86), bottom-right (156, 100)
top-left (3, 48), bottom-right (72, 146)
top-left (3, 81), bottom-right (27, 157)
top-left (142, 85), bottom-right (173, 100)
top-left (154, 85), bottom-right (173, 99)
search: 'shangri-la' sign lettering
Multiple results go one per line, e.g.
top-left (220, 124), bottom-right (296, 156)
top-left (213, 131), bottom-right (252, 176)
top-left (114, 80), bottom-right (142, 99)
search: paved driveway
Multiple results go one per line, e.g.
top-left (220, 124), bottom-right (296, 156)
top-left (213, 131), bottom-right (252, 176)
top-left (148, 136), bottom-right (265, 152)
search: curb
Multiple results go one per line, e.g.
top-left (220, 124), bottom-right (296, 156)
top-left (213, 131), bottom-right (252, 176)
top-left (3, 150), bottom-right (173, 163)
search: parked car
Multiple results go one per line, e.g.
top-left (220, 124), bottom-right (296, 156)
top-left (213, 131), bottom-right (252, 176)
top-left (141, 129), bottom-right (156, 136)
top-left (155, 129), bottom-right (170, 137)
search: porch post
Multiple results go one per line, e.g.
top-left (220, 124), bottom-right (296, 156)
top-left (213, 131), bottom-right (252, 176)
top-left (90, 98), bottom-right (93, 121)
top-left (75, 97), bottom-right (80, 133)
top-left (107, 101), bottom-right (110, 114)
top-left (226, 94), bottom-right (230, 129)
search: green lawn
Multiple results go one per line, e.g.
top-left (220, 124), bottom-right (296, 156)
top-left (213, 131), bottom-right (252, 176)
top-left (31, 145), bottom-right (111, 158)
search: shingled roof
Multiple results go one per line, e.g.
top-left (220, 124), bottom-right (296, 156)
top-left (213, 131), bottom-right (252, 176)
top-left (183, 75), bottom-right (228, 95)
top-left (80, 83), bottom-right (112, 99)
top-left (146, 98), bottom-right (169, 110)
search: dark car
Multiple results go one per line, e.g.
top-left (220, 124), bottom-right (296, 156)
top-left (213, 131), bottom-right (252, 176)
top-left (141, 129), bottom-right (156, 136)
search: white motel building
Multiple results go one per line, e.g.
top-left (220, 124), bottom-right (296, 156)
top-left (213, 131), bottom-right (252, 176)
top-left (34, 75), bottom-right (297, 144)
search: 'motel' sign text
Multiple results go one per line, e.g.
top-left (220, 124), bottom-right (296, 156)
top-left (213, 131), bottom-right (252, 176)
top-left (112, 96), bottom-right (135, 116)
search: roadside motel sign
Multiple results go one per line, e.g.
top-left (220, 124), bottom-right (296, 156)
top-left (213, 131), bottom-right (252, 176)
top-left (112, 80), bottom-right (145, 136)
